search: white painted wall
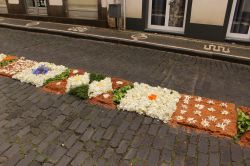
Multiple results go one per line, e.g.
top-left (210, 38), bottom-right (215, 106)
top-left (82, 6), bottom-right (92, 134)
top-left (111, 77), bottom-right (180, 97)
top-left (49, 0), bottom-right (63, 6)
top-left (8, 0), bottom-right (19, 4)
top-left (126, 0), bottom-right (142, 18)
top-left (190, 0), bottom-right (228, 26)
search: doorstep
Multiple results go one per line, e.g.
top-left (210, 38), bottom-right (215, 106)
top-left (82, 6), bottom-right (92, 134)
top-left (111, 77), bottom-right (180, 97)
top-left (0, 17), bottom-right (250, 65)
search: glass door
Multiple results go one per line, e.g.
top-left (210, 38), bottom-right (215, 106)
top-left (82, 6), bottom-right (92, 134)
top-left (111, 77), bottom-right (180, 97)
top-left (148, 0), bottom-right (188, 33)
top-left (227, 0), bottom-right (250, 40)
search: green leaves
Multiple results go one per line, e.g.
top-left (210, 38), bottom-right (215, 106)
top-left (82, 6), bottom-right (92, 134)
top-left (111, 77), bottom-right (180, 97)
top-left (0, 59), bottom-right (17, 67)
top-left (113, 85), bottom-right (133, 104)
top-left (236, 109), bottom-right (250, 138)
top-left (89, 73), bottom-right (106, 83)
top-left (44, 69), bottom-right (70, 85)
top-left (69, 85), bottom-right (89, 100)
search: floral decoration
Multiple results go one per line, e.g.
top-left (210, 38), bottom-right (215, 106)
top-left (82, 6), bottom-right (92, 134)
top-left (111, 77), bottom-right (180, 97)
top-left (118, 82), bottom-right (181, 123)
top-left (13, 62), bottom-right (67, 87)
top-left (88, 77), bottom-right (113, 98)
top-left (66, 73), bottom-right (90, 92)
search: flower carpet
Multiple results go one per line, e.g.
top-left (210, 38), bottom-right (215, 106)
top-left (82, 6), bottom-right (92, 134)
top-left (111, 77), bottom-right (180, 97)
top-left (0, 53), bottom-right (249, 147)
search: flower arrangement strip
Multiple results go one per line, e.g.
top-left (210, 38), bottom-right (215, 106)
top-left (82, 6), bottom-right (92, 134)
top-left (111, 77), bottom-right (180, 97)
top-left (1, 53), bottom-right (250, 147)
top-left (43, 69), bottom-right (85, 94)
top-left (118, 83), bottom-right (181, 123)
top-left (0, 57), bottom-right (37, 78)
top-left (13, 62), bottom-right (68, 87)
top-left (170, 95), bottom-right (237, 137)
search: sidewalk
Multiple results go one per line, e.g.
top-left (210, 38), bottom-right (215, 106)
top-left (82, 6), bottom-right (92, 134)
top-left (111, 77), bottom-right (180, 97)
top-left (0, 17), bottom-right (250, 65)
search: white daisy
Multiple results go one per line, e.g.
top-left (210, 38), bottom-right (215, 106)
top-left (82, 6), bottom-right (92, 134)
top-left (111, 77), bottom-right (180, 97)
top-left (208, 107), bottom-right (216, 112)
top-left (220, 103), bottom-right (228, 108)
top-left (221, 110), bottom-right (229, 115)
top-left (194, 110), bottom-right (202, 116)
top-left (72, 70), bottom-right (79, 74)
top-left (184, 99), bottom-right (190, 104)
top-left (207, 100), bottom-right (215, 105)
top-left (180, 110), bottom-right (187, 115)
top-left (195, 104), bottom-right (204, 110)
top-left (216, 123), bottom-right (226, 130)
top-left (184, 95), bottom-right (192, 100)
top-left (176, 116), bottom-right (184, 121)
top-left (223, 119), bottom-right (231, 125)
top-left (201, 119), bottom-right (210, 128)
top-left (207, 116), bottom-right (217, 122)
top-left (195, 97), bottom-right (202, 102)
top-left (187, 118), bottom-right (197, 124)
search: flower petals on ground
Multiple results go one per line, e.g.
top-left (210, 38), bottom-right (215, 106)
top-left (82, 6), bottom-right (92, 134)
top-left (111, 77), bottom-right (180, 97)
top-left (171, 95), bottom-right (237, 137)
top-left (118, 82), bottom-right (181, 123)
top-left (88, 77), bottom-right (113, 98)
top-left (13, 62), bottom-right (67, 87)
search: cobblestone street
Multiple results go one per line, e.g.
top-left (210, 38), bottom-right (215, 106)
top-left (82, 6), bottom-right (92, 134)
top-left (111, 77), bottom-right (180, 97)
top-left (0, 28), bottom-right (250, 166)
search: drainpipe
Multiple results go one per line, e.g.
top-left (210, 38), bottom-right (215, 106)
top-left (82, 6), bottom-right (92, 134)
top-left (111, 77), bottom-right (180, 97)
top-left (123, 0), bottom-right (126, 30)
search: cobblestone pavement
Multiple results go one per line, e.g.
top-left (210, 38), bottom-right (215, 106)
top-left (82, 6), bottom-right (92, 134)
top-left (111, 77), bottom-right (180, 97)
top-left (0, 28), bottom-right (250, 166)
top-left (0, 77), bottom-right (249, 166)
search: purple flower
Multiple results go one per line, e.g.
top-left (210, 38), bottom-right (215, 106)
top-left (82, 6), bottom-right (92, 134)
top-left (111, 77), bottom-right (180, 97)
top-left (32, 65), bottom-right (50, 75)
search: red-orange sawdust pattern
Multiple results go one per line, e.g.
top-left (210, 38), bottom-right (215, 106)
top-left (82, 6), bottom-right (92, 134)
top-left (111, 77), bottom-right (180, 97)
top-left (111, 77), bottom-right (131, 90)
top-left (170, 95), bottom-right (237, 138)
top-left (238, 106), bottom-right (250, 147)
top-left (0, 56), bottom-right (18, 78)
top-left (88, 92), bottom-right (116, 110)
top-left (42, 69), bottom-right (85, 95)
top-left (43, 80), bottom-right (67, 95)
top-left (0, 57), bottom-right (36, 78)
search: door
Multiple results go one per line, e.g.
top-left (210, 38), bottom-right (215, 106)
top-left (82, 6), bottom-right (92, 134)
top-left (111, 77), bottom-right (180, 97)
top-left (148, 0), bottom-right (188, 33)
top-left (227, 0), bottom-right (250, 40)
top-left (26, 0), bottom-right (47, 15)
top-left (0, 0), bottom-right (7, 14)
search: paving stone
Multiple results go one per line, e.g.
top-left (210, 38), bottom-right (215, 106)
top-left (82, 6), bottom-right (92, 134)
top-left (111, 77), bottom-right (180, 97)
top-left (220, 145), bottom-right (231, 165)
top-left (3, 144), bottom-right (19, 158)
top-left (185, 156), bottom-right (197, 166)
top-left (198, 136), bottom-right (209, 154)
top-left (148, 149), bottom-right (160, 166)
top-left (0, 142), bottom-right (11, 155)
top-left (101, 118), bottom-right (112, 128)
top-left (80, 127), bottom-right (95, 142)
top-left (117, 120), bottom-right (130, 133)
top-left (64, 134), bottom-right (79, 148)
top-left (137, 146), bottom-right (150, 160)
top-left (187, 143), bottom-right (197, 157)
top-left (110, 133), bottom-right (123, 148)
top-left (209, 153), bottom-right (220, 166)
top-left (71, 151), bottom-right (89, 166)
top-left (231, 144), bottom-right (243, 163)
top-left (116, 140), bottom-right (129, 154)
top-left (148, 124), bottom-right (160, 136)
top-left (123, 129), bottom-right (135, 141)
top-left (129, 117), bottom-right (143, 131)
top-left (55, 155), bottom-right (72, 166)
top-left (197, 153), bottom-right (208, 166)
top-left (104, 148), bottom-right (115, 159)
top-left (103, 126), bottom-right (116, 140)
top-left (16, 151), bottom-right (36, 166)
top-left (85, 141), bottom-right (96, 152)
top-left (66, 141), bottom-right (83, 158)
top-left (124, 148), bottom-right (137, 160)
top-left (52, 115), bottom-right (66, 127)
top-left (153, 137), bottom-right (166, 150)
top-left (173, 155), bottom-right (185, 166)
top-left (4, 153), bottom-right (23, 166)
top-left (131, 135), bottom-right (144, 148)
top-left (92, 128), bottom-right (105, 142)
top-left (157, 125), bottom-right (169, 138)
top-left (16, 126), bottom-right (30, 138)
top-left (68, 118), bottom-right (82, 130)
top-left (75, 120), bottom-right (90, 134)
